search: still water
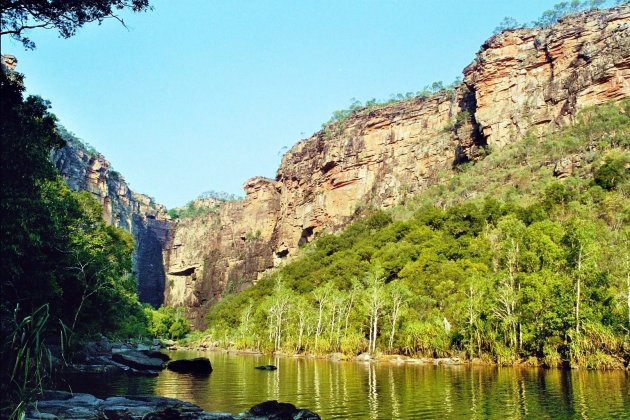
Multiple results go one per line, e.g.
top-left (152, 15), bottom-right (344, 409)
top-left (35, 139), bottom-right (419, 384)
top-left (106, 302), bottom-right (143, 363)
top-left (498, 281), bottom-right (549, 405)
top-left (61, 350), bottom-right (629, 419)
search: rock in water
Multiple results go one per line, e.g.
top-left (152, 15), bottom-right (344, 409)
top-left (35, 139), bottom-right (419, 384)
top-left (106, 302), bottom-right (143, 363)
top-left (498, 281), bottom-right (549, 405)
top-left (167, 357), bottom-right (213, 374)
top-left (247, 400), bottom-right (320, 419)
top-left (29, 392), bottom-right (320, 419)
top-left (141, 349), bottom-right (171, 362)
top-left (255, 365), bottom-right (278, 370)
top-left (28, 392), bottom-right (235, 419)
top-left (111, 350), bottom-right (166, 371)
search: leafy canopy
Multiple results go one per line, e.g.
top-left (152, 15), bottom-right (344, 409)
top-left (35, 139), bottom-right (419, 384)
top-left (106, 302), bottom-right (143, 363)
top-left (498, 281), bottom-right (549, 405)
top-left (0, 0), bottom-right (152, 49)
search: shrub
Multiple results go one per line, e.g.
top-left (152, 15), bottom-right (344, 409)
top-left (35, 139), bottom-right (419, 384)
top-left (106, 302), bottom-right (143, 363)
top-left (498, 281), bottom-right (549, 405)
top-left (145, 306), bottom-right (191, 340)
top-left (594, 157), bottom-right (628, 190)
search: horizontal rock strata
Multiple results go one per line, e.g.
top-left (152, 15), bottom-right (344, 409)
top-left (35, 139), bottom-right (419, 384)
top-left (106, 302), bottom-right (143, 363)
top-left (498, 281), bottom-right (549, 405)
top-left (163, 6), bottom-right (630, 327)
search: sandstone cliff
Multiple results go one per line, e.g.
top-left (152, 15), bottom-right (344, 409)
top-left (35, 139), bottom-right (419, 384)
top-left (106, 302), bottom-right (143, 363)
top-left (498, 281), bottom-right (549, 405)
top-left (163, 6), bottom-right (630, 328)
top-left (51, 135), bottom-right (169, 307)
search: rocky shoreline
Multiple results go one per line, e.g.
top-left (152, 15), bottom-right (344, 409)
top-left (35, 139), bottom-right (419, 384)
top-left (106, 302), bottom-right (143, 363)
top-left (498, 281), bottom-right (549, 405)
top-left (174, 343), bottom-right (630, 370)
top-left (27, 391), bottom-right (320, 419)
top-left (173, 339), bottom-right (481, 366)
top-left (179, 345), bottom-right (469, 367)
top-left (61, 336), bottom-right (172, 376)
top-left (37, 337), bottom-right (321, 419)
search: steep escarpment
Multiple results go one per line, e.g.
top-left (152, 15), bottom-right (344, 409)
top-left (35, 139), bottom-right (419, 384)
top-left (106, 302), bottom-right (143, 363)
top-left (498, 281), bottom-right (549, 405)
top-left (164, 180), bottom-right (281, 326)
top-left (51, 136), bottom-right (169, 307)
top-left (465, 6), bottom-right (630, 146)
top-left (164, 5), bottom-right (630, 328)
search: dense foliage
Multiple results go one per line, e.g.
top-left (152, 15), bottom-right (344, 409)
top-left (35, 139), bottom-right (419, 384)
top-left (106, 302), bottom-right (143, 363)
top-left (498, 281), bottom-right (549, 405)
top-left (0, 69), bottom-right (146, 337)
top-left (205, 101), bottom-right (630, 369)
top-left (168, 191), bottom-right (242, 220)
top-left (168, 200), bottom-right (217, 220)
top-left (144, 305), bottom-right (191, 340)
top-left (0, 69), bottom-right (149, 417)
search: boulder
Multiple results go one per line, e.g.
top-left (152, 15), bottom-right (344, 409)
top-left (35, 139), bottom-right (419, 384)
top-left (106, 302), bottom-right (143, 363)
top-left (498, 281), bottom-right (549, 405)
top-left (167, 357), bottom-right (213, 374)
top-left (112, 350), bottom-right (165, 371)
top-left (255, 365), bottom-right (278, 371)
top-left (246, 400), bottom-right (320, 420)
top-left (136, 343), bottom-right (151, 351)
top-left (355, 353), bottom-right (371, 362)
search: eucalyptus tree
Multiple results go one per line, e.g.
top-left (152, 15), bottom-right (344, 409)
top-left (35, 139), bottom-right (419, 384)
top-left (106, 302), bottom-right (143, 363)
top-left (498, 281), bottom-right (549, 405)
top-left (267, 278), bottom-right (292, 351)
top-left (387, 281), bottom-right (411, 351)
top-left (291, 295), bottom-right (312, 352)
top-left (562, 219), bottom-right (600, 336)
top-left (312, 282), bottom-right (334, 351)
top-left (491, 215), bottom-right (527, 353)
top-left (363, 265), bottom-right (387, 354)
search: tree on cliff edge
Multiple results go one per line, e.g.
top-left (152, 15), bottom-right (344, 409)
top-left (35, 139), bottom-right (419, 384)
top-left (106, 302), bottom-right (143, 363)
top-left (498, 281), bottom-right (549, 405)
top-left (0, 0), bottom-right (152, 49)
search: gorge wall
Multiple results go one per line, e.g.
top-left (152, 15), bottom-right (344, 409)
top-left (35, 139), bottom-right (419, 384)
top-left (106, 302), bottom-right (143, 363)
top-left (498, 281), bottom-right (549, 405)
top-left (51, 137), bottom-right (169, 307)
top-left (164, 6), bottom-right (630, 328)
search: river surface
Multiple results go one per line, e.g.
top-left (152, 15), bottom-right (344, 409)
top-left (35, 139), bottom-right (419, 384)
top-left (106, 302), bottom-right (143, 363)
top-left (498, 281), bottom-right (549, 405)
top-left (61, 350), bottom-right (629, 419)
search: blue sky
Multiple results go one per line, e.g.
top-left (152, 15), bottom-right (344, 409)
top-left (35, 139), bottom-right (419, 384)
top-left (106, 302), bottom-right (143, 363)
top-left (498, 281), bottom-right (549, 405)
top-left (6, 0), bottom-right (566, 208)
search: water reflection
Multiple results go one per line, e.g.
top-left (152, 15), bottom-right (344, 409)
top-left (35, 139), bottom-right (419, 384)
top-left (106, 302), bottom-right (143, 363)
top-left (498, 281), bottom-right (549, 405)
top-left (61, 351), bottom-right (630, 419)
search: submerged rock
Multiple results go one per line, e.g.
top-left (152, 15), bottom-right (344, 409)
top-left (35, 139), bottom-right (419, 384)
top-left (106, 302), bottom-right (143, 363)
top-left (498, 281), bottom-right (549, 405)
top-left (255, 365), bottom-right (278, 371)
top-left (167, 357), bottom-right (213, 374)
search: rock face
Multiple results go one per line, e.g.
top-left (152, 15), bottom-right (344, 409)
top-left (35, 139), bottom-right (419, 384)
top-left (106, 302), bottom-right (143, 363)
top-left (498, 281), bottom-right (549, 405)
top-left (51, 137), bottom-right (169, 307)
top-left (163, 6), bottom-right (630, 328)
top-left (1, 54), bottom-right (18, 71)
top-left (464, 7), bottom-right (630, 147)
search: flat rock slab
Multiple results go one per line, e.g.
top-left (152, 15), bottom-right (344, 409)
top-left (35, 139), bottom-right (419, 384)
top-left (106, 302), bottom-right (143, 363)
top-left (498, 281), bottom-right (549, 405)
top-left (27, 392), bottom-right (232, 419)
top-left (28, 392), bottom-right (103, 418)
top-left (112, 350), bottom-right (166, 371)
top-left (101, 395), bottom-right (209, 418)
top-left (167, 357), bottom-right (213, 375)
top-left (141, 349), bottom-right (171, 362)
top-left (28, 392), bottom-right (319, 420)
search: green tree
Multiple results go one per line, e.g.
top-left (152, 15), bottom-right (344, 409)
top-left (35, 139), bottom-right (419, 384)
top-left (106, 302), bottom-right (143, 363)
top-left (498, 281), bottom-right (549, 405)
top-left (0, 0), bottom-right (152, 49)
top-left (312, 282), bottom-right (334, 351)
top-left (1, 68), bottom-right (151, 417)
top-left (267, 277), bottom-right (292, 351)
top-left (493, 16), bottom-right (525, 34)
top-left (145, 306), bottom-right (190, 339)
top-left (594, 155), bottom-right (629, 190)
top-left (386, 281), bottom-right (411, 351)
top-left (1, 71), bottom-right (64, 315)
top-left (562, 219), bottom-right (599, 337)
top-left (363, 265), bottom-right (387, 354)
